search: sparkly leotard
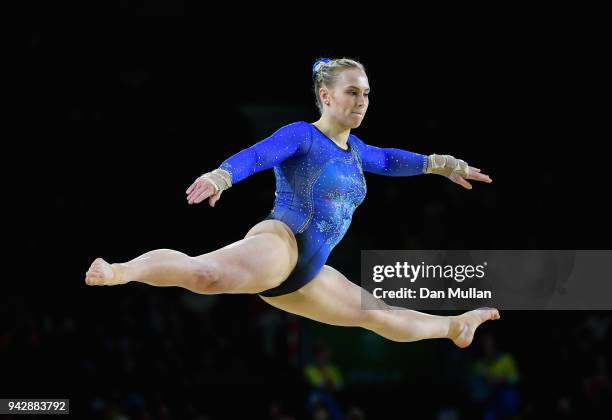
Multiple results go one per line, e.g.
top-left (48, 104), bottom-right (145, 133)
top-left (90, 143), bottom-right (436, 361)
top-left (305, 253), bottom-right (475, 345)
top-left (219, 121), bottom-right (428, 296)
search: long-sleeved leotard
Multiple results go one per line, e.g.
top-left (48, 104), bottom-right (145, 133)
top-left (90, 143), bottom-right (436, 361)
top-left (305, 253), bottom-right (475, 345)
top-left (218, 121), bottom-right (428, 296)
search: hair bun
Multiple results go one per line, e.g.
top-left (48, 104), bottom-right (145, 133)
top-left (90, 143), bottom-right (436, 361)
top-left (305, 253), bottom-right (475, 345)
top-left (312, 58), bottom-right (331, 76)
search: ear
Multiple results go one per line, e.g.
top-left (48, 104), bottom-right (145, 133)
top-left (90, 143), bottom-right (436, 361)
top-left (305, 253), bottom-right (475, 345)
top-left (319, 87), bottom-right (329, 105)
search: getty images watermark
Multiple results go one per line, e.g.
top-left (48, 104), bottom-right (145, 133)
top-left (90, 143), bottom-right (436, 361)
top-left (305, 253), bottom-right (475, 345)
top-left (360, 250), bottom-right (612, 310)
top-left (372, 260), bottom-right (489, 299)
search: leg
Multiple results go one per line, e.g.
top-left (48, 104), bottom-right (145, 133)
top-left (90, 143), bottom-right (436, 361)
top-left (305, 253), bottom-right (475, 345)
top-left (85, 220), bottom-right (298, 295)
top-left (260, 265), bottom-right (499, 348)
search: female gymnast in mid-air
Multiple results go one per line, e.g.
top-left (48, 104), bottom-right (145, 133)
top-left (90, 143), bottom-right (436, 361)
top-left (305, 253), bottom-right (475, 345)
top-left (86, 57), bottom-right (499, 348)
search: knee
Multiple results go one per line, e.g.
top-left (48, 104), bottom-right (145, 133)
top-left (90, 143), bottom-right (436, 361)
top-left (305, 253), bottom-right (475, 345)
top-left (188, 259), bottom-right (222, 294)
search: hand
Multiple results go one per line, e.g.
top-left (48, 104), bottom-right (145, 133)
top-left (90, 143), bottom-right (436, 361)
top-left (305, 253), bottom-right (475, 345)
top-left (185, 177), bottom-right (223, 207)
top-left (449, 166), bottom-right (493, 190)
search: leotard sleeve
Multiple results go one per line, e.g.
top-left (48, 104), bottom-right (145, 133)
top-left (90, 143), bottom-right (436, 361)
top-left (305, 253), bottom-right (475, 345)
top-left (218, 121), bottom-right (312, 185)
top-left (351, 135), bottom-right (428, 176)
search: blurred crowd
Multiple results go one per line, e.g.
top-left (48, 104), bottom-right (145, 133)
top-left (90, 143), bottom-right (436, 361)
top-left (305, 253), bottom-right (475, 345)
top-left (1, 288), bottom-right (610, 419)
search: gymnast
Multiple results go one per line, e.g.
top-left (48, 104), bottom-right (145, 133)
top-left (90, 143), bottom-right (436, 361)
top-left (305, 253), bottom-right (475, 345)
top-left (86, 57), bottom-right (499, 348)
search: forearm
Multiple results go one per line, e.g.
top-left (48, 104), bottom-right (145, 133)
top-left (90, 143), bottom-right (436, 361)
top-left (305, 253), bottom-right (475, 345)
top-left (384, 148), bottom-right (429, 176)
top-left (363, 147), bottom-right (428, 176)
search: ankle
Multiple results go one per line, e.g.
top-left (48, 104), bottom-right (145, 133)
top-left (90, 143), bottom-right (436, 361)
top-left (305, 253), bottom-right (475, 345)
top-left (111, 263), bottom-right (127, 284)
top-left (446, 316), bottom-right (461, 340)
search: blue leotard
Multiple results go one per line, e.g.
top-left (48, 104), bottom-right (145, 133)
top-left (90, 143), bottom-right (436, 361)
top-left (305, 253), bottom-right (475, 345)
top-left (218, 121), bottom-right (428, 296)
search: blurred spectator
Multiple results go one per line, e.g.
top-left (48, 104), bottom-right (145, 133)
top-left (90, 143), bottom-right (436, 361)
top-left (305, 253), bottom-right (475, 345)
top-left (472, 334), bottom-right (520, 420)
top-left (304, 343), bottom-right (344, 420)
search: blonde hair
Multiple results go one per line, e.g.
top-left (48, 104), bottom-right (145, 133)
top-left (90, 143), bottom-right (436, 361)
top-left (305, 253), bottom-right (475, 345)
top-left (312, 57), bottom-right (367, 114)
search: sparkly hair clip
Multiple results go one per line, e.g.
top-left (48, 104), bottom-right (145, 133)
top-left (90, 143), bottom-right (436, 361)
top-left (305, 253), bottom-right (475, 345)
top-left (312, 58), bottom-right (331, 77)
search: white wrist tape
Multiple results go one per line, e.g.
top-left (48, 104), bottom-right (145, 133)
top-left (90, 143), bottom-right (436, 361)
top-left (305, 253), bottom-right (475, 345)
top-left (199, 169), bottom-right (232, 194)
top-left (426, 154), bottom-right (470, 178)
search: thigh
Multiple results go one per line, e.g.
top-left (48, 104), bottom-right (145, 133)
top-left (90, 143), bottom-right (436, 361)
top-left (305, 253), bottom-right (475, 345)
top-left (260, 265), bottom-right (389, 330)
top-left (243, 219), bottom-right (298, 249)
top-left (192, 219), bottom-right (298, 294)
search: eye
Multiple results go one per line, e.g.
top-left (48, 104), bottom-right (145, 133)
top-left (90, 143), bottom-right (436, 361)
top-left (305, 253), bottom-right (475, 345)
top-left (348, 91), bottom-right (370, 97)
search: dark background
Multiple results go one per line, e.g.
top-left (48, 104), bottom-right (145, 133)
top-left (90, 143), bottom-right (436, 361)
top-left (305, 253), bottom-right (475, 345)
top-left (4, 14), bottom-right (610, 420)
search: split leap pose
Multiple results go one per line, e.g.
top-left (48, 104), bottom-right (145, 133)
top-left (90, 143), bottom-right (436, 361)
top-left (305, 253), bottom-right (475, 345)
top-left (86, 58), bottom-right (499, 348)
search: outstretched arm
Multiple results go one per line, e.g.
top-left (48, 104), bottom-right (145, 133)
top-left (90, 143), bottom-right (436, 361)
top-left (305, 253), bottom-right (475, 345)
top-left (356, 141), bottom-right (429, 177)
top-left (186, 122), bottom-right (312, 205)
top-left (352, 137), bottom-right (492, 189)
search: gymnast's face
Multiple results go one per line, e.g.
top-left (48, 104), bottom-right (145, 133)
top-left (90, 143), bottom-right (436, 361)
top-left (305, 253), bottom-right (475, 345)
top-left (323, 68), bottom-right (370, 129)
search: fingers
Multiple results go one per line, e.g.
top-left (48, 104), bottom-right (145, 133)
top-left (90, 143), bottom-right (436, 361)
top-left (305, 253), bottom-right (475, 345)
top-left (466, 166), bottom-right (492, 183)
top-left (459, 178), bottom-right (473, 190)
top-left (186, 178), bottom-right (209, 201)
top-left (208, 191), bottom-right (222, 207)
top-left (186, 182), bottom-right (196, 195)
top-left (191, 190), bottom-right (211, 204)
top-left (459, 178), bottom-right (472, 190)
top-left (186, 184), bottom-right (203, 203)
top-left (480, 174), bottom-right (493, 183)
top-left (191, 186), bottom-right (213, 204)
top-left (450, 172), bottom-right (473, 190)
top-left (468, 171), bottom-right (493, 183)
top-left (186, 180), bottom-right (200, 200)
top-left (187, 180), bottom-right (215, 204)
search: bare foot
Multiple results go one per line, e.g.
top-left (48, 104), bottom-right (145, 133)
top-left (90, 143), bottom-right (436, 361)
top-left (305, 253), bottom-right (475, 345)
top-left (448, 307), bottom-right (500, 348)
top-left (85, 258), bottom-right (126, 286)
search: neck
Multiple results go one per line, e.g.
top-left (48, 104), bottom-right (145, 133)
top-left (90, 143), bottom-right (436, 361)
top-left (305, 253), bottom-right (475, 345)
top-left (312, 115), bottom-right (350, 148)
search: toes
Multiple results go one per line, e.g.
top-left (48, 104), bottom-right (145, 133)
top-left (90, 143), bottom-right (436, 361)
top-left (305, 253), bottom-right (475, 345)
top-left (86, 258), bottom-right (107, 281)
top-left (476, 307), bottom-right (499, 321)
top-left (85, 259), bottom-right (120, 287)
top-left (486, 309), bottom-right (500, 320)
top-left (85, 272), bottom-right (104, 285)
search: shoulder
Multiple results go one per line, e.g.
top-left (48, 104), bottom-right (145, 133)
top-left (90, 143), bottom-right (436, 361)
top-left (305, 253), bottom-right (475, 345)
top-left (349, 132), bottom-right (366, 145)
top-left (273, 121), bottom-right (311, 136)
top-left (349, 132), bottom-right (367, 152)
top-left (268, 121), bottom-right (313, 154)
top-left (273, 121), bottom-right (313, 146)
